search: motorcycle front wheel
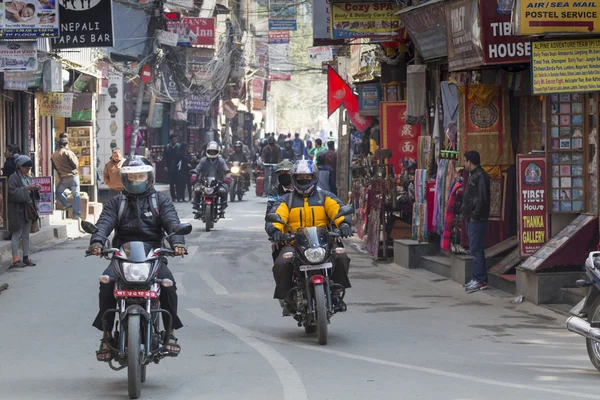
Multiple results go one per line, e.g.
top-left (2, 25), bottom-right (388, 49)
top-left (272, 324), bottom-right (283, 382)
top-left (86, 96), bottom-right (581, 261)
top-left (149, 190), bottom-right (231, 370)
top-left (205, 204), bottom-right (213, 232)
top-left (230, 181), bottom-right (236, 202)
top-left (314, 284), bottom-right (328, 345)
top-left (586, 297), bottom-right (600, 371)
top-left (127, 315), bottom-right (142, 399)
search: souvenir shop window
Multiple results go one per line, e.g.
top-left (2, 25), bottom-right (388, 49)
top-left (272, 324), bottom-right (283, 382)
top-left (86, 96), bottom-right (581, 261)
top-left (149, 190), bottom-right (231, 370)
top-left (588, 93), bottom-right (598, 214)
top-left (547, 93), bottom-right (588, 214)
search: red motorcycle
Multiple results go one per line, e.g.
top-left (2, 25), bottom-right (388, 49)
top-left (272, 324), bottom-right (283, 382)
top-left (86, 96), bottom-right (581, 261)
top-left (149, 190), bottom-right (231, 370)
top-left (190, 174), bottom-right (221, 232)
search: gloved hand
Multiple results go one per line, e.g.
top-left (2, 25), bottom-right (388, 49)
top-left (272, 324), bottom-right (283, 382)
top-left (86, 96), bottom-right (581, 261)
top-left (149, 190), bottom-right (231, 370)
top-left (190, 175), bottom-right (197, 184)
top-left (339, 223), bottom-right (353, 238)
top-left (224, 177), bottom-right (232, 185)
top-left (88, 243), bottom-right (103, 256)
top-left (272, 230), bottom-right (285, 244)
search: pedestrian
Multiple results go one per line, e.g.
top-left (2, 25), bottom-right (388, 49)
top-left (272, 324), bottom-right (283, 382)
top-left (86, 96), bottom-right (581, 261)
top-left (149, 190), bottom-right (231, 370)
top-left (163, 134), bottom-right (181, 202)
top-left (2, 144), bottom-right (20, 178)
top-left (103, 148), bottom-right (124, 200)
top-left (316, 152), bottom-right (336, 194)
top-left (323, 140), bottom-right (337, 172)
top-left (281, 138), bottom-right (296, 161)
top-left (291, 133), bottom-right (304, 160)
top-left (310, 138), bottom-right (326, 162)
top-left (303, 140), bottom-right (313, 160)
top-left (176, 143), bottom-right (191, 202)
top-left (261, 136), bottom-right (282, 164)
top-left (187, 145), bottom-right (200, 201)
top-left (51, 138), bottom-right (81, 219)
top-left (8, 155), bottom-right (40, 269)
top-left (461, 150), bottom-right (491, 292)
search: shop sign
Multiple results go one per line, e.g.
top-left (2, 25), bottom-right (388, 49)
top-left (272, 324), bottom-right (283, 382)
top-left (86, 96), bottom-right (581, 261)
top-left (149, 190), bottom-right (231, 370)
top-left (268, 0), bottom-right (297, 30)
top-left (331, 2), bottom-right (401, 39)
top-left (4, 71), bottom-right (31, 90)
top-left (399, 1), bottom-right (447, 60)
top-left (71, 92), bottom-right (94, 121)
top-left (313, 0), bottom-right (344, 46)
top-left (156, 30), bottom-right (179, 47)
top-left (517, 154), bottom-right (549, 257)
top-left (51, 0), bottom-right (114, 49)
top-left (480, 0), bottom-right (531, 64)
top-left (531, 38), bottom-right (600, 94)
top-left (251, 78), bottom-right (265, 100)
top-left (97, 70), bottom-right (123, 188)
top-left (381, 102), bottom-right (421, 172)
top-left (223, 100), bottom-right (237, 119)
top-left (358, 84), bottom-right (381, 116)
top-left (308, 46), bottom-right (333, 63)
top-left (446, 0), bottom-right (484, 71)
top-left (0, 0), bottom-right (59, 39)
top-left (186, 93), bottom-right (211, 113)
top-left (166, 17), bottom-right (215, 46)
top-left (515, 0), bottom-right (600, 35)
top-left (31, 177), bottom-right (53, 215)
top-left (268, 30), bottom-right (290, 44)
top-left (252, 99), bottom-right (265, 110)
top-left (0, 41), bottom-right (37, 72)
top-left (39, 92), bottom-right (73, 117)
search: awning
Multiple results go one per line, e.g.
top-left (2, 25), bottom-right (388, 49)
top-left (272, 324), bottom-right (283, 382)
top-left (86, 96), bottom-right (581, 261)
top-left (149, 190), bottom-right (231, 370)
top-left (397, 0), bottom-right (447, 61)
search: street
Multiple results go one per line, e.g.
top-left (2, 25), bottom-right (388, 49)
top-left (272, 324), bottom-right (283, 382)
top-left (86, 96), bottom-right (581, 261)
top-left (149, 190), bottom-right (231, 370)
top-left (1, 194), bottom-right (600, 400)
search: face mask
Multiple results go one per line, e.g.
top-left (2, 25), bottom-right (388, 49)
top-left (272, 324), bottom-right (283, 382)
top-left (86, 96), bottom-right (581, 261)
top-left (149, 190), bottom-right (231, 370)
top-left (278, 174), bottom-right (292, 186)
top-left (296, 178), bottom-right (313, 187)
top-left (129, 181), bottom-right (147, 193)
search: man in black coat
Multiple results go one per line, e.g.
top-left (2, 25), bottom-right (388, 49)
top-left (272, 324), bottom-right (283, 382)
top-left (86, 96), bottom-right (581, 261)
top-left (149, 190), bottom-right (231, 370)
top-left (2, 144), bottom-right (20, 178)
top-left (163, 134), bottom-right (182, 201)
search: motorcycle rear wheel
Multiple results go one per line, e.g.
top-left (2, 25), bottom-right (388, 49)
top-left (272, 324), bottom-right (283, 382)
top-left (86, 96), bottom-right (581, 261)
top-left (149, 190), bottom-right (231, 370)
top-left (127, 315), bottom-right (142, 399)
top-left (314, 284), bottom-right (328, 345)
top-left (586, 297), bottom-right (600, 372)
top-left (205, 204), bottom-right (213, 232)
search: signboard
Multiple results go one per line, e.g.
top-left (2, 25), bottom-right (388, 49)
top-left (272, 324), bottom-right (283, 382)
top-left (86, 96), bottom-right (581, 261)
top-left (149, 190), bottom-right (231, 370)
top-left (0, 41), bottom-right (37, 71)
top-left (331, 2), bottom-right (400, 39)
top-left (157, 30), bottom-right (179, 47)
top-left (31, 177), bottom-right (53, 215)
top-left (39, 92), bottom-right (73, 117)
top-left (481, 0), bottom-right (531, 64)
top-left (399, 2), bottom-right (447, 60)
top-left (531, 39), bottom-right (600, 94)
top-left (446, 0), bottom-right (484, 71)
top-left (0, 0), bottom-right (59, 38)
top-left (308, 46), bottom-right (333, 63)
top-left (358, 84), bottom-right (381, 116)
top-left (186, 93), bottom-right (211, 113)
top-left (381, 102), bottom-right (421, 172)
top-left (97, 70), bottom-right (123, 189)
top-left (268, 0), bottom-right (297, 30)
top-left (52, 0), bottom-right (114, 49)
top-left (515, 0), bottom-right (600, 35)
top-left (251, 78), bottom-right (265, 100)
top-left (268, 30), bottom-right (289, 44)
top-left (517, 154), bottom-right (549, 257)
top-left (166, 17), bottom-right (215, 46)
top-left (269, 42), bottom-right (291, 81)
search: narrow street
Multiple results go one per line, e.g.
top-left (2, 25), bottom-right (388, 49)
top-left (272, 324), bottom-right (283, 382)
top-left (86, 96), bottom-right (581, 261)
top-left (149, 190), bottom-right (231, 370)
top-left (1, 194), bottom-right (600, 400)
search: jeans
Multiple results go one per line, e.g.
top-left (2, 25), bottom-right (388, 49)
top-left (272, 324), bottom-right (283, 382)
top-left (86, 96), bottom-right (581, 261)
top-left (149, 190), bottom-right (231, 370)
top-left (11, 220), bottom-right (32, 257)
top-left (56, 175), bottom-right (81, 217)
top-left (467, 220), bottom-right (487, 283)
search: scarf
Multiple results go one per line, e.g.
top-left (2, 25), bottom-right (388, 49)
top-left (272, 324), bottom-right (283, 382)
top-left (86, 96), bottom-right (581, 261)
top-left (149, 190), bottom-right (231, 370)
top-left (441, 181), bottom-right (463, 252)
top-left (18, 172), bottom-right (33, 204)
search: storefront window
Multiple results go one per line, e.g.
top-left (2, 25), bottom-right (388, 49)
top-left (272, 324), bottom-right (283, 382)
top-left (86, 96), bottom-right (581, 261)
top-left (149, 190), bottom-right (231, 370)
top-left (589, 94), bottom-right (599, 215)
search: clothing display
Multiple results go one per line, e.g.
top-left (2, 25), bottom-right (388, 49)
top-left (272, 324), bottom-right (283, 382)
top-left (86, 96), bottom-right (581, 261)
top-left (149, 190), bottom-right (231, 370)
top-left (441, 180), bottom-right (463, 252)
top-left (418, 136), bottom-right (432, 170)
top-left (412, 169), bottom-right (428, 242)
top-left (432, 159), bottom-right (457, 235)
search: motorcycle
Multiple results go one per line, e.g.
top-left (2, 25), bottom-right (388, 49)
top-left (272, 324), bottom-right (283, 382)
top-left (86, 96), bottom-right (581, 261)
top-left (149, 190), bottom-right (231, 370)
top-left (265, 206), bottom-right (354, 345)
top-left (228, 161), bottom-right (248, 202)
top-left (191, 173), bottom-right (221, 232)
top-left (81, 220), bottom-right (192, 399)
top-left (567, 249), bottom-right (600, 371)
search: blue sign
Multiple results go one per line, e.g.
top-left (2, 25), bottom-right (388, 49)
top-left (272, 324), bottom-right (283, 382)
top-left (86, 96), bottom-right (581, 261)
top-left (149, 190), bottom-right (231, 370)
top-left (186, 94), bottom-right (211, 113)
top-left (268, 20), bottom-right (297, 31)
top-left (358, 84), bottom-right (381, 115)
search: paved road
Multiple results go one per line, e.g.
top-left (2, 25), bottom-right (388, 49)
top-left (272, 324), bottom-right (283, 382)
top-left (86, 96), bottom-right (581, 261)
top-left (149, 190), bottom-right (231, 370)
top-left (1, 192), bottom-right (600, 399)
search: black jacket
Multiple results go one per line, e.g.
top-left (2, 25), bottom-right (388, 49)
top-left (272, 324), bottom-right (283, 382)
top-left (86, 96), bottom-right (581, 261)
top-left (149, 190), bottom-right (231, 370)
top-left (2, 155), bottom-right (17, 177)
top-left (461, 166), bottom-right (490, 221)
top-left (229, 151), bottom-right (247, 163)
top-left (90, 187), bottom-right (184, 249)
top-left (281, 147), bottom-right (296, 161)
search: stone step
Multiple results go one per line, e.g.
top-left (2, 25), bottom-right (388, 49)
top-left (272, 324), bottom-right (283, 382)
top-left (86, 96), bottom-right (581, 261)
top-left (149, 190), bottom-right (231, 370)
top-left (561, 286), bottom-right (588, 307)
top-left (488, 273), bottom-right (516, 295)
top-left (543, 303), bottom-right (574, 317)
top-left (421, 255), bottom-right (452, 278)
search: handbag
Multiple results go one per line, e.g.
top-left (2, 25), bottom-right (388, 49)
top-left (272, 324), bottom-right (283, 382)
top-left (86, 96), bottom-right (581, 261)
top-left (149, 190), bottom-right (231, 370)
top-left (30, 219), bottom-right (40, 233)
top-left (26, 202), bottom-right (39, 223)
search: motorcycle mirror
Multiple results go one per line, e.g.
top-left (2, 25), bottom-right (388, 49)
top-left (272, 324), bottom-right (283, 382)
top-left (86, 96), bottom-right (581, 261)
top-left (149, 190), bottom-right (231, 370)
top-left (81, 220), bottom-right (99, 235)
top-left (173, 223), bottom-right (193, 235)
top-left (333, 206), bottom-right (355, 220)
top-left (265, 213), bottom-right (284, 224)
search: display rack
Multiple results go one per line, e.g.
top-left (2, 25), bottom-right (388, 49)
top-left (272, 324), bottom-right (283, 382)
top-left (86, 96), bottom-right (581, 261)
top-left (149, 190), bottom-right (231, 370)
top-left (67, 126), bottom-right (95, 186)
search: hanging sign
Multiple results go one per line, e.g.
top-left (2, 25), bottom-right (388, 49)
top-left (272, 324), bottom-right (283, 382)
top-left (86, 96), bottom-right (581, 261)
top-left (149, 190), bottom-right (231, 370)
top-left (51, 0), bottom-right (114, 49)
top-left (331, 2), bottom-right (401, 39)
top-left (308, 46), bottom-right (333, 63)
top-left (186, 93), bottom-right (211, 113)
top-left (517, 154), bottom-right (549, 257)
top-left (381, 101), bottom-right (421, 172)
top-left (165, 17), bottom-right (215, 46)
top-left (38, 92), bottom-right (73, 117)
top-left (31, 177), bottom-right (53, 215)
top-left (0, 0), bottom-right (59, 38)
top-left (268, 0), bottom-right (297, 31)
top-left (515, 0), bottom-right (600, 35)
top-left (268, 30), bottom-right (290, 44)
top-left (0, 41), bottom-right (37, 71)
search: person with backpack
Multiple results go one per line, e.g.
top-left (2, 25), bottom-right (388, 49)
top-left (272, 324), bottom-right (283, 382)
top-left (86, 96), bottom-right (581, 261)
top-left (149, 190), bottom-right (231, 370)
top-left (88, 156), bottom-right (186, 361)
top-left (291, 133), bottom-right (304, 160)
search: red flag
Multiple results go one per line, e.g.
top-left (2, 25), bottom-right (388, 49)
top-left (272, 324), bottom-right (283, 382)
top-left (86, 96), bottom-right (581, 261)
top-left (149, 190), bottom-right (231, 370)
top-left (345, 91), bottom-right (373, 133)
top-left (327, 65), bottom-right (348, 117)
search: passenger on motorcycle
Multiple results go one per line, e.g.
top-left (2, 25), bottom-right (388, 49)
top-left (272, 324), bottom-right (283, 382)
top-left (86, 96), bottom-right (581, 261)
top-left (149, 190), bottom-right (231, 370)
top-left (229, 141), bottom-right (250, 190)
top-left (265, 160), bottom-right (352, 313)
top-left (88, 156), bottom-right (186, 361)
top-left (192, 141), bottom-right (231, 217)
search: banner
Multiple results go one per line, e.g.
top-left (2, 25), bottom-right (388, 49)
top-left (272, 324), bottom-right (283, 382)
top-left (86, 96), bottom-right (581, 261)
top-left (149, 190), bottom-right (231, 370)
top-left (308, 46), bottom-right (333, 63)
top-left (517, 154), bottom-right (549, 257)
top-left (331, 2), bottom-right (401, 39)
top-left (268, 30), bottom-right (290, 44)
top-left (0, 41), bottom-right (37, 71)
top-left (166, 17), bottom-right (215, 46)
top-left (358, 84), bottom-right (381, 116)
top-left (52, 0), bottom-right (114, 49)
top-left (39, 92), bottom-right (73, 117)
top-left (0, 0), bottom-right (59, 38)
top-left (516, 0), bottom-right (600, 35)
top-left (446, 0), bottom-right (484, 71)
top-left (186, 93), bottom-right (211, 113)
top-left (31, 177), bottom-right (53, 215)
top-left (268, 0), bottom-right (297, 30)
top-left (268, 42), bottom-right (291, 81)
top-left (327, 66), bottom-right (373, 132)
top-left (381, 102), bottom-right (421, 172)
top-left (251, 78), bottom-right (265, 100)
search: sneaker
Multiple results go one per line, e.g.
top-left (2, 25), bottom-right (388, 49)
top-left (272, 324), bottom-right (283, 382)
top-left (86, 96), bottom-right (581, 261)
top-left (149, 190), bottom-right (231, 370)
top-left (465, 280), bottom-right (487, 292)
top-left (9, 260), bottom-right (26, 269)
top-left (279, 300), bottom-right (293, 316)
top-left (463, 279), bottom-right (476, 288)
top-left (23, 258), bottom-right (36, 266)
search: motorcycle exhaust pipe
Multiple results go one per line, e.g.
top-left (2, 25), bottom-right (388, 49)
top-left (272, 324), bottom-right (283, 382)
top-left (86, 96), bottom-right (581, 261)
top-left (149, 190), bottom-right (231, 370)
top-left (566, 316), bottom-right (600, 342)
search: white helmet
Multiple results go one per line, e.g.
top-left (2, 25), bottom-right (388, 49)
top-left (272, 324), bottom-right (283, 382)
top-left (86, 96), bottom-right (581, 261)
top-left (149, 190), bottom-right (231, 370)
top-left (206, 141), bottom-right (220, 158)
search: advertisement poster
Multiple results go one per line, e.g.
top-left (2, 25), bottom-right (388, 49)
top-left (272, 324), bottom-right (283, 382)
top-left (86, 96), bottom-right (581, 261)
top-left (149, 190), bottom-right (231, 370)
top-left (0, 177), bottom-right (6, 232)
top-left (268, 42), bottom-right (291, 81)
top-left (516, 0), bottom-right (600, 35)
top-left (39, 92), bottom-right (73, 117)
top-left (517, 154), bottom-right (549, 257)
top-left (308, 46), bottom-right (333, 63)
top-left (96, 70), bottom-right (123, 189)
top-left (31, 176), bottom-right (53, 215)
top-left (268, 30), bottom-right (289, 44)
top-left (0, 41), bottom-right (37, 71)
top-left (66, 126), bottom-right (94, 185)
top-left (268, 0), bottom-right (297, 30)
top-left (358, 84), bottom-right (381, 116)
top-left (381, 102), bottom-right (421, 172)
top-left (445, 0), bottom-right (484, 71)
top-left (166, 17), bottom-right (215, 46)
top-left (331, 2), bottom-right (401, 39)
top-left (185, 93), bottom-right (210, 113)
top-left (51, 0), bottom-right (114, 49)
top-left (399, 2), bottom-right (447, 60)
top-left (0, 0), bottom-right (58, 38)
top-left (531, 39), bottom-right (600, 94)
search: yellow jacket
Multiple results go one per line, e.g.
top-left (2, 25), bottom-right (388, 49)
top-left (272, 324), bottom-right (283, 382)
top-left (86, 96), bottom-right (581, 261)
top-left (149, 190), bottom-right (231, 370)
top-left (266, 189), bottom-right (350, 236)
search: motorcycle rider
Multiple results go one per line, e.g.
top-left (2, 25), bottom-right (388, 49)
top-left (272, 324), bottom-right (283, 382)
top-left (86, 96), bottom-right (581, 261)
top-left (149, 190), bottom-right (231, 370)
top-left (265, 160), bottom-right (353, 314)
top-left (229, 141), bottom-right (250, 191)
top-left (192, 141), bottom-right (231, 217)
top-left (281, 138), bottom-right (296, 161)
top-left (88, 156), bottom-right (185, 361)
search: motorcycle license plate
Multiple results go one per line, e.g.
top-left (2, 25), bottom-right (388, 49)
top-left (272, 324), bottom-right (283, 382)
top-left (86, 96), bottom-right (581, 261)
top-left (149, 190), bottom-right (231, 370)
top-left (299, 262), bottom-right (332, 272)
top-left (114, 289), bottom-right (158, 299)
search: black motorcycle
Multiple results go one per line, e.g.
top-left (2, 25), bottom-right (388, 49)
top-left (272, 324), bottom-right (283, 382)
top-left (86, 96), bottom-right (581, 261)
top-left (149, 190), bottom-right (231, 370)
top-left (266, 206), bottom-right (354, 345)
top-left (191, 174), bottom-right (221, 232)
top-left (228, 161), bottom-right (248, 202)
top-left (81, 220), bottom-right (192, 400)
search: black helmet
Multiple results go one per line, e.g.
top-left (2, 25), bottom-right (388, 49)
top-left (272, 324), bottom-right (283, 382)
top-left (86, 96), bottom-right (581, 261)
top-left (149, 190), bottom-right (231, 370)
top-left (120, 156), bottom-right (154, 195)
top-left (260, 138), bottom-right (268, 147)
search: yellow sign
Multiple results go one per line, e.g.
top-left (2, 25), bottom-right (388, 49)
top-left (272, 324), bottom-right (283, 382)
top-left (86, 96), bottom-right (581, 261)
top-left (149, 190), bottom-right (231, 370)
top-left (531, 39), bottom-right (600, 94)
top-left (330, 2), bottom-right (401, 39)
top-left (518, 0), bottom-right (600, 35)
top-left (38, 92), bottom-right (74, 118)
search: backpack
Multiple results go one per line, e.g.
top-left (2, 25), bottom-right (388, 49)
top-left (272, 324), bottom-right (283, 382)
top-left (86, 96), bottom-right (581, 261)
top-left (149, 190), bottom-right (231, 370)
top-left (117, 192), bottom-right (160, 223)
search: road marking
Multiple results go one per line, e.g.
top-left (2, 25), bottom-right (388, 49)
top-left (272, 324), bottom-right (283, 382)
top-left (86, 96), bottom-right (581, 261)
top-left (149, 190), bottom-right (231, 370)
top-left (188, 308), bottom-right (600, 400)
top-left (197, 269), bottom-right (229, 295)
top-left (187, 308), bottom-right (307, 400)
top-left (173, 272), bottom-right (187, 296)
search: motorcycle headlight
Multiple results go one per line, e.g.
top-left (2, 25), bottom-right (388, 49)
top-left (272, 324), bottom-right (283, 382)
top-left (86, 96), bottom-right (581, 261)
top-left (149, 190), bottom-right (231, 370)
top-left (304, 247), bottom-right (326, 264)
top-left (203, 187), bottom-right (215, 194)
top-left (231, 166), bottom-right (240, 174)
top-left (122, 262), bottom-right (151, 282)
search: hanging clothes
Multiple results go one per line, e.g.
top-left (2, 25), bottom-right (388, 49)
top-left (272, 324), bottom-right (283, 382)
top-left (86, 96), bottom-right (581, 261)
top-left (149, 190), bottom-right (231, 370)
top-left (441, 180), bottom-right (463, 252)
